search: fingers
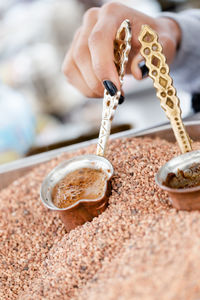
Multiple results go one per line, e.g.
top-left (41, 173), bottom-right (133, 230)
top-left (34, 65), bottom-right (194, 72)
top-left (131, 54), bottom-right (149, 80)
top-left (131, 54), bottom-right (144, 80)
top-left (63, 47), bottom-right (99, 97)
top-left (86, 3), bottom-right (150, 88)
top-left (63, 2), bottom-right (175, 99)
top-left (63, 30), bottom-right (99, 98)
top-left (63, 10), bottom-right (102, 98)
top-left (72, 8), bottom-right (104, 97)
top-left (63, 4), bottom-right (126, 98)
top-left (88, 5), bottom-right (126, 90)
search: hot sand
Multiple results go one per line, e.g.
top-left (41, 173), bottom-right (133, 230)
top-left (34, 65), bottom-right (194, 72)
top-left (1, 136), bottom-right (200, 300)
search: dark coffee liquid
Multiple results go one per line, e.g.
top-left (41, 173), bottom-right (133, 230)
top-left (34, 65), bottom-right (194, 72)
top-left (52, 168), bottom-right (108, 208)
top-left (163, 163), bottom-right (200, 189)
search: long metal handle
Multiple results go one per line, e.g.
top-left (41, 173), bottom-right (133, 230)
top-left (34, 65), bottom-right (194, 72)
top-left (96, 19), bottom-right (132, 157)
top-left (139, 25), bottom-right (192, 154)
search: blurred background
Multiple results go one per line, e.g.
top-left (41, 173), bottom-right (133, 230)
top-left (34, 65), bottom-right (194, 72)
top-left (0, 0), bottom-right (199, 164)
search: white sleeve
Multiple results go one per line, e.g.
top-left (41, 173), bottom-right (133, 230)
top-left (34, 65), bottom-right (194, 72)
top-left (161, 9), bottom-right (200, 94)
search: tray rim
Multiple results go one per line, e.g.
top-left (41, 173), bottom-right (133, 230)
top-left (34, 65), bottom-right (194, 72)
top-left (1, 120), bottom-right (200, 175)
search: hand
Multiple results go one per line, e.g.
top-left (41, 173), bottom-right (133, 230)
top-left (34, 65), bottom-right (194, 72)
top-left (62, 2), bottom-right (181, 98)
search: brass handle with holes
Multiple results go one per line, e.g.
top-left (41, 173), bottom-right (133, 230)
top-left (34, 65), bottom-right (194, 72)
top-left (139, 25), bottom-right (192, 154)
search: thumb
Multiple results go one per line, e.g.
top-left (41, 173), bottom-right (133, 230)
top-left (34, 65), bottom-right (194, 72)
top-left (131, 54), bottom-right (149, 80)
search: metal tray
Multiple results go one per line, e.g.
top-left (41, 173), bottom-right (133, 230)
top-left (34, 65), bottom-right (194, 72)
top-left (1, 120), bottom-right (200, 191)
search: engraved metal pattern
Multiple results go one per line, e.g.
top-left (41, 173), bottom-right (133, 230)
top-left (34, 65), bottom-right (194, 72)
top-left (139, 25), bottom-right (192, 154)
top-left (97, 19), bottom-right (132, 156)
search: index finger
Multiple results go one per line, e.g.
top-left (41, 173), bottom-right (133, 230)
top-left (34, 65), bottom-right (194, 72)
top-left (88, 15), bottom-right (126, 91)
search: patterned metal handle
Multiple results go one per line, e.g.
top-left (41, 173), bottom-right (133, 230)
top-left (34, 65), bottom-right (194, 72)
top-left (139, 25), bottom-right (192, 154)
top-left (96, 19), bottom-right (132, 157)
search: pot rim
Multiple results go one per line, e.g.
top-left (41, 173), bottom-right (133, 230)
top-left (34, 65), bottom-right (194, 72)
top-left (40, 154), bottom-right (114, 211)
top-left (155, 150), bottom-right (200, 194)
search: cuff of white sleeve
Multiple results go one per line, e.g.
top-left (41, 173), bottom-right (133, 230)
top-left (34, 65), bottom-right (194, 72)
top-left (158, 10), bottom-right (197, 72)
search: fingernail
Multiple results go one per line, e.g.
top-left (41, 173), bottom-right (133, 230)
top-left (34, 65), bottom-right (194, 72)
top-left (119, 94), bottom-right (124, 105)
top-left (103, 80), bottom-right (118, 96)
top-left (138, 61), bottom-right (149, 78)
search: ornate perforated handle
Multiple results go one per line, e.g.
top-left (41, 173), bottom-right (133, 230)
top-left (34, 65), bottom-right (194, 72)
top-left (139, 25), bottom-right (192, 154)
top-left (96, 19), bottom-right (132, 157)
